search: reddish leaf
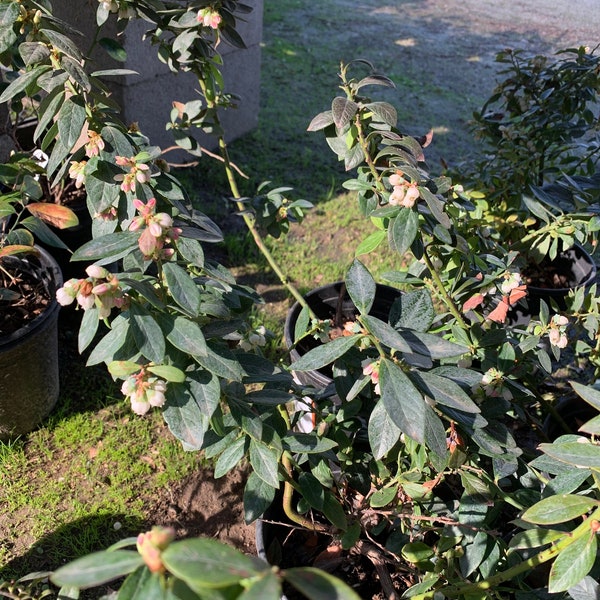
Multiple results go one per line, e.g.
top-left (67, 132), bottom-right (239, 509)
top-left (0, 244), bottom-right (37, 258)
top-left (27, 203), bottom-right (79, 229)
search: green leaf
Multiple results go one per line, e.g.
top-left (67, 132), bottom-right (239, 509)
top-left (61, 55), bottom-right (91, 92)
top-left (249, 439), bottom-right (280, 488)
top-left (34, 86), bottom-right (65, 141)
top-left (163, 385), bottom-right (209, 451)
top-left (19, 42), bottom-right (51, 66)
top-left (291, 335), bottom-right (359, 372)
top-left (539, 441), bottom-right (600, 468)
top-left (521, 495), bottom-right (598, 525)
top-left (391, 289), bottom-right (434, 332)
top-left (56, 97), bottom-right (86, 152)
top-left (413, 371), bottom-right (480, 413)
top-left (298, 472), bottom-right (325, 510)
top-left (78, 306), bottom-right (99, 353)
top-left (0, 23), bottom-right (16, 55)
top-left (176, 237), bottom-right (204, 268)
top-left (366, 101), bottom-right (397, 126)
top-left (370, 484), bottom-right (398, 508)
top-left (284, 567), bottom-right (362, 600)
top-left (194, 343), bottom-right (245, 382)
top-left (51, 550), bottom-right (144, 589)
top-left (355, 230), bottom-right (386, 256)
top-left (508, 528), bottom-right (566, 550)
top-left (162, 262), bottom-right (202, 317)
top-left (41, 28), bottom-right (82, 60)
top-left (345, 259), bottom-right (376, 315)
top-left (130, 305), bottom-right (165, 364)
top-left (567, 576), bottom-right (600, 600)
top-left (187, 370), bottom-right (221, 416)
top-left (293, 304), bottom-right (310, 343)
top-left (72, 231), bottom-right (139, 261)
top-left (238, 570), bottom-right (282, 600)
top-left (245, 389), bottom-right (295, 406)
top-left (86, 319), bottom-right (130, 366)
top-left (0, 64), bottom-right (51, 104)
top-left (395, 328), bottom-right (468, 359)
top-left (108, 360), bottom-right (141, 378)
top-left (98, 37), bottom-right (127, 62)
top-left (164, 315), bottom-right (207, 358)
top-left (306, 110), bottom-right (334, 132)
top-left (548, 532), bottom-right (597, 593)
top-left (570, 381), bottom-right (600, 410)
top-left (322, 493), bottom-right (347, 531)
top-left (147, 365), bottom-right (185, 383)
top-left (214, 437), bottom-right (246, 479)
top-left (331, 96), bottom-right (358, 129)
top-left (368, 400), bottom-right (402, 460)
top-left (380, 359), bottom-right (447, 457)
top-left (361, 314), bottom-right (413, 354)
top-left (243, 472), bottom-right (276, 524)
top-left (282, 433), bottom-right (338, 454)
top-left (388, 208), bottom-right (418, 257)
top-left (0, 2), bottom-right (19, 28)
top-left (162, 538), bottom-right (265, 589)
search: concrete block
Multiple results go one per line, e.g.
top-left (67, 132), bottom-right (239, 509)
top-left (52, 1), bottom-right (262, 152)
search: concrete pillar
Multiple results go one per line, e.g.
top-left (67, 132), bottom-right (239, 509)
top-left (53, 1), bottom-right (263, 152)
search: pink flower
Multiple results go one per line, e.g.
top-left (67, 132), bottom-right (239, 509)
top-left (68, 161), bottom-right (87, 188)
top-left (85, 130), bottom-right (105, 158)
top-left (548, 315), bottom-right (569, 348)
top-left (387, 170), bottom-right (420, 208)
top-left (363, 361), bottom-right (381, 395)
top-left (128, 198), bottom-right (178, 259)
top-left (197, 8), bottom-right (222, 29)
top-left (114, 156), bottom-right (151, 193)
top-left (121, 371), bottom-right (168, 415)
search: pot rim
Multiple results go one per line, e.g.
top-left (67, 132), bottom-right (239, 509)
top-left (0, 245), bottom-right (63, 348)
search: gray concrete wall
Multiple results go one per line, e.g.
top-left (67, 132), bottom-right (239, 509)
top-left (54, 1), bottom-right (263, 154)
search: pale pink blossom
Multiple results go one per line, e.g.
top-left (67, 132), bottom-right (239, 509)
top-left (197, 8), bottom-right (222, 29)
top-left (85, 130), bottom-right (105, 158)
top-left (363, 361), bottom-right (381, 395)
top-left (68, 161), bottom-right (87, 188)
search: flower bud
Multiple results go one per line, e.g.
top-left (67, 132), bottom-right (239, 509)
top-left (86, 265), bottom-right (109, 279)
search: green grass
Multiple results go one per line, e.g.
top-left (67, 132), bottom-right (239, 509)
top-left (0, 338), bottom-right (201, 580)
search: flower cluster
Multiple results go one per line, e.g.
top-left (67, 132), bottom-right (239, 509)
top-left (68, 160), bottom-right (86, 189)
top-left (97, 0), bottom-right (135, 19)
top-left (197, 8), bottom-right (222, 29)
top-left (548, 314), bottom-right (569, 348)
top-left (136, 527), bottom-right (175, 573)
top-left (500, 271), bottom-right (524, 295)
top-left (363, 360), bottom-right (381, 395)
top-left (388, 171), bottom-right (420, 208)
top-left (114, 155), bottom-right (152, 193)
top-left (128, 197), bottom-right (180, 260)
top-left (121, 370), bottom-right (168, 415)
top-left (85, 130), bottom-right (105, 158)
top-left (238, 325), bottom-right (268, 351)
top-left (475, 367), bottom-right (513, 401)
top-left (56, 265), bottom-right (124, 318)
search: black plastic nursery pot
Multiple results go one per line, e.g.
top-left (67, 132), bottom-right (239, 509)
top-left (509, 244), bottom-right (597, 325)
top-left (284, 281), bottom-right (403, 389)
top-left (0, 246), bottom-right (63, 439)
